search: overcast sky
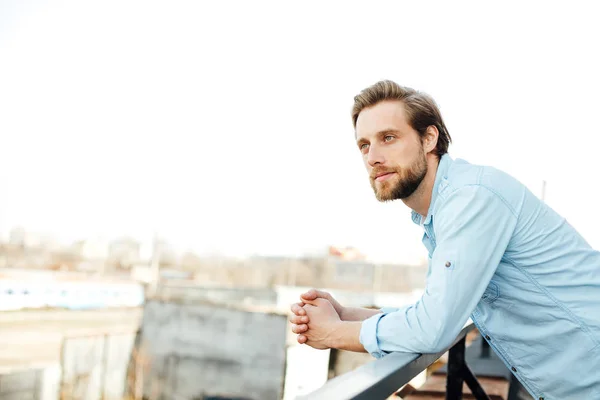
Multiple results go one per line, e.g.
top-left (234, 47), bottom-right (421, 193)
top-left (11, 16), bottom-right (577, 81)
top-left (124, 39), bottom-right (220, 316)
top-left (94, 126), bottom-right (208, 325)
top-left (1, 1), bottom-right (599, 263)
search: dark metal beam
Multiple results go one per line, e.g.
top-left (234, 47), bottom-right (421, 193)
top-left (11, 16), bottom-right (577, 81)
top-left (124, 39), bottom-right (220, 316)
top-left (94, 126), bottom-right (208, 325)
top-left (463, 364), bottom-right (492, 400)
top-left (297, 323), bottom-right (477, 400)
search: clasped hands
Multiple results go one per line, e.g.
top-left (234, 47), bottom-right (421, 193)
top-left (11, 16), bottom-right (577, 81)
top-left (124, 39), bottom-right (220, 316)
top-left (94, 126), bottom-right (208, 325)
top-left (289, 289), bottom-right (345, 350)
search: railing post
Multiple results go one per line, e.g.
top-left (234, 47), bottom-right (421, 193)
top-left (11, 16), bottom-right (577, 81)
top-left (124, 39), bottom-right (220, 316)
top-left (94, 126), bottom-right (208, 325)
top-left (462, 364), bottom-right (491, 400)
top-left (447, 335), bottom-right (492, 400)
top-left (446, 337), bottom-right (466, 400)
top-left (481, 337), bottom-right (490, 358)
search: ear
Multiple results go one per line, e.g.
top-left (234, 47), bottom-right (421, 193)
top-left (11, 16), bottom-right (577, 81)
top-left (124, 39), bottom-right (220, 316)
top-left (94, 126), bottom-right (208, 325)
top-left (423, 125), bottom-right (439, 154)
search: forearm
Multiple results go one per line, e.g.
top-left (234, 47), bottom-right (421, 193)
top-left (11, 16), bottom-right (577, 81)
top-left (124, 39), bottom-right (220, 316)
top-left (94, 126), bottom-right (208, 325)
top-left (329, 321), bottom-right (367, 353)
top-left (340, 306), bottom-right (382, 322)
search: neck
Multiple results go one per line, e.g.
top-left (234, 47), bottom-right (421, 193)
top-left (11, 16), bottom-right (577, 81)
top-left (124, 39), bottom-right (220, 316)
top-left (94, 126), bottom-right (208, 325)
top-left (402, 154), bottom-right (440, 217)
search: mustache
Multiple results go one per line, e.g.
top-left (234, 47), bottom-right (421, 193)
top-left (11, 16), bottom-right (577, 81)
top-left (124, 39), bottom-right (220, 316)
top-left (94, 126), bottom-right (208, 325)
top-left (370, 167), bottom-right (398, 180)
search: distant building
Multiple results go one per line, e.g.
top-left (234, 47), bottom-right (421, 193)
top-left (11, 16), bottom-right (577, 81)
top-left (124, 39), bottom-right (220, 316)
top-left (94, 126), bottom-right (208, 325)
top-left (8, 227), bottom-right (61, 250)
top-left (70, 238), bottom-right (109, 260)
top-left (154, 238), bottom-right (179, 266)
top-left (330, 259), bottom-right (375, 286)
top-left (328, 245), bottom-right (365, 261)
top-left (8, 226), bottom-right (26, 246)
top-left (108, 237), bottom-right (141, 268)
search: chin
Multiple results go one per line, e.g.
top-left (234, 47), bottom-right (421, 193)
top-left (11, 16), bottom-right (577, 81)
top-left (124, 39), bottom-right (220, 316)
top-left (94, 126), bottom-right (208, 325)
top-left (374, 190), bottom-right (395, 202)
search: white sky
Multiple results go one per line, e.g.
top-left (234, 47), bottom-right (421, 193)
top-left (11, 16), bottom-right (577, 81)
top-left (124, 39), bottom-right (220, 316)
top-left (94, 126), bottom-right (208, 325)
top-left (1, 1), bottom-right (599, 263)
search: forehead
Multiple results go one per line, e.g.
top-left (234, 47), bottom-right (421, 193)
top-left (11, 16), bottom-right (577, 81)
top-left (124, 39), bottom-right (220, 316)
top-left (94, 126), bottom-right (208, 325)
top-left (355, 100), bottom-right (410, 140)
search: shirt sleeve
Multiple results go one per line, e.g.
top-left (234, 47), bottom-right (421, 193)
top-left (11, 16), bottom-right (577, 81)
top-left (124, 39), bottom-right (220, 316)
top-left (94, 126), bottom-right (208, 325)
top-left (360, 185), bottom-right (518, 358)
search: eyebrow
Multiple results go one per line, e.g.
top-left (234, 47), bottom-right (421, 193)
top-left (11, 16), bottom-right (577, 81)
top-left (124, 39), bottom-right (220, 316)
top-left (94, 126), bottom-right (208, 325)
top-left (376, 129), bottom-right (401, 136)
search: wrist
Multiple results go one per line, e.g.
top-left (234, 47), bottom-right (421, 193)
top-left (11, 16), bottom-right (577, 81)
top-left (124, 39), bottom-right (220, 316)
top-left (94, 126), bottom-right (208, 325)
top-left (328, 320), bottom-right (348, 349)
top-left (338, 305), bottom-right (348, 321)
top-left (328, 320), bottom-right (364, 352)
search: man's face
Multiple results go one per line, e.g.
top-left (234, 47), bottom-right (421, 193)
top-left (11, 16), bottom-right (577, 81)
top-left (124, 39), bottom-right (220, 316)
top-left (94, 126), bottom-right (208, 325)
top-left (355, 100), bottom-right (428, 202)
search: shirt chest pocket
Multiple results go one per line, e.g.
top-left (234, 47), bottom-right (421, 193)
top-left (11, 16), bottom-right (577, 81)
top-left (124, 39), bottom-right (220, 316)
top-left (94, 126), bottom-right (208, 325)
top-left (481, 280), bottom-right (500, 304)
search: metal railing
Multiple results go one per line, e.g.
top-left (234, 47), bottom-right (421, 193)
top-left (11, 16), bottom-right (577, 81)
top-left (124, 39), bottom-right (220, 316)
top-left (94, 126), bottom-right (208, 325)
top-left (297, 322), bottom-right (491, 400)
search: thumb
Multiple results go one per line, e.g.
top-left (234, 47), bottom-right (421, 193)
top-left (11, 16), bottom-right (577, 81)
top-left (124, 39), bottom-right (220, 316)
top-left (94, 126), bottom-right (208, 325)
top-left (302, 298), bottom-right (317, 306)
top-left (301, 289), bottom-right (327, 301)
top-left (302, 298), bottom-right (324, 307)
top-left (300, 289), bottom-right (318, 301)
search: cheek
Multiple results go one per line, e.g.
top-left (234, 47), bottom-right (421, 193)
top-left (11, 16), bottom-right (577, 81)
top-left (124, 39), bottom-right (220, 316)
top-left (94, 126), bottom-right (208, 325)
top-left (395, 145), bottom-right (420, 167)
top-left (396, 143), bottom-right (412, 159)
top-left (362, 155), bottom-right (371, 169)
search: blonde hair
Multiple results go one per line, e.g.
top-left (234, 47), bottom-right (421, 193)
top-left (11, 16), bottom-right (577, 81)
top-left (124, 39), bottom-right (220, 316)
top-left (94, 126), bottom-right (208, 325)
top-left (352, 80), bottom-right (452, 157)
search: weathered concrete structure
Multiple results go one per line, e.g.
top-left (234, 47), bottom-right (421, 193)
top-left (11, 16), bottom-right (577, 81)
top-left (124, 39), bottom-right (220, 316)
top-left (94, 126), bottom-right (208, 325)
top-left (137, 300), bottom-right (288, 400)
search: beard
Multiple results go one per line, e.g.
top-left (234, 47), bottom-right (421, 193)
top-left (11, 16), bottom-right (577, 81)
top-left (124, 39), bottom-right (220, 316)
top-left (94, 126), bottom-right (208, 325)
top-left (370, 150), bottom-right (428, 202)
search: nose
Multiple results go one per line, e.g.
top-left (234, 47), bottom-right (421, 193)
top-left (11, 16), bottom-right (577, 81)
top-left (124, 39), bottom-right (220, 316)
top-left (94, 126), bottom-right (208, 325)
top-left (367, 144), bottom-right (385, 167)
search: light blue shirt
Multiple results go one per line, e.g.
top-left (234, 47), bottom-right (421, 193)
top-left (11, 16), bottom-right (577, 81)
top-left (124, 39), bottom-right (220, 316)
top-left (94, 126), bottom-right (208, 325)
top-left (359, 154), bottom-right (600, 399)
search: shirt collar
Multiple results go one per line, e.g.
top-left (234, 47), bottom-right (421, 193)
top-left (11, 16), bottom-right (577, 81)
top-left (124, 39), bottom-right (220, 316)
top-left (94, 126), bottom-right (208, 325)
top-left (411, 153), bottom-right (453, 226)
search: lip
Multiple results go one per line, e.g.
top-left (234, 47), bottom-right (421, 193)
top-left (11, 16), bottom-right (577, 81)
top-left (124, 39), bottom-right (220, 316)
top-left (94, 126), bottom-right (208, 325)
top-left (375, 172), bottom-right (395, 182)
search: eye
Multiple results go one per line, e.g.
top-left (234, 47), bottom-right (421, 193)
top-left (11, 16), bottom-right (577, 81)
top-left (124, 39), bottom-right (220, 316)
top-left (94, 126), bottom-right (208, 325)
top-left (384, 135), bottom-right (395, 142)
top-left (359, 143), bottom-right (369, 151)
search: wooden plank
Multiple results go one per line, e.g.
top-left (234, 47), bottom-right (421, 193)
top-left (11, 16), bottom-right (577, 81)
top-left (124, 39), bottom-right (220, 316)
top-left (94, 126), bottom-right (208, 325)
top-left (402, 395), bottom-right (445, 400)
top-left (399, 374), bottom-right (509, 400)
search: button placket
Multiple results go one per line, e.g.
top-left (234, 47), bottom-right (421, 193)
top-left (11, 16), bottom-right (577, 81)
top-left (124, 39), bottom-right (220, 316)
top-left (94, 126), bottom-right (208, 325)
top-left (470, 319), bottom-right (542, 399)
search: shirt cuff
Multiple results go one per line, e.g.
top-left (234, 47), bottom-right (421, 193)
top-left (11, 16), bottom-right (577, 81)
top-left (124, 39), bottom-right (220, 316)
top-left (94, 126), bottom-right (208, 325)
top-left (360, 311), bottom-right (392, 359)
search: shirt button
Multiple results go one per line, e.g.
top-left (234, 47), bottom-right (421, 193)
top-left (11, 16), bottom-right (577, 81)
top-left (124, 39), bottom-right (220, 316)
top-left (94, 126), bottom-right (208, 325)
top-left (485, 335), bottom-right (491, 340)
top-left (539, 397), bottom-right (544, 400)
top-left (445, 261), bottom-right (452, 267)
top-left (511, 367), bottom-right (517, 372)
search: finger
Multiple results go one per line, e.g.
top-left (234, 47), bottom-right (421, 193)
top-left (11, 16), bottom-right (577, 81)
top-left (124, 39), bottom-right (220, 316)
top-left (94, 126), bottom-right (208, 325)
top-left (291, 324), bottom-right (308, 334)
top-left (302, 298), bottom-right (320, 306)
top-left (301, 289), bottom-right (329, 302)
top-left (289, 315), bottom-right (309, 324)
top-left (302, 304), bottom-right (315, 310)
top-left (300, 289), bottom-right (319, 301)
top-left (297, 334), bottom-right (307, 344)
top-left (290, 303), bottom-right (306, 316)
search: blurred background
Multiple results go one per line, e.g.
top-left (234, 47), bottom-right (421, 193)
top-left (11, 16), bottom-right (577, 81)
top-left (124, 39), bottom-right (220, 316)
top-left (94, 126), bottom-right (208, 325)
top-left (0, 1), bottom-right (599, 399)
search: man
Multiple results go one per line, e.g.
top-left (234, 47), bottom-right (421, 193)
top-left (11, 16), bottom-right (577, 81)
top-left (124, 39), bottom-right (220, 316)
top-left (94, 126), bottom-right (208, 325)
top-left (289, 80), bottom-right (600, 399)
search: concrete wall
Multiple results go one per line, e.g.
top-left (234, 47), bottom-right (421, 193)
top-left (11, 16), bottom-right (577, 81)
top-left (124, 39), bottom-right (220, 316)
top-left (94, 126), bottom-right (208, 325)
top-left (138, 300), bottom-right (287, 400)
top-left (329, 349), bottom-right (373, 378)
top-left (0, 365), bottom-right (60, 400)
top-left (157, 285), bottom-right (277, 308)
top-left (0, 368), bottom-right (43, 400)
top-left (60, 333), bottom-right (136, 400)
top-left (0, 334), bottom-right (136, 400)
